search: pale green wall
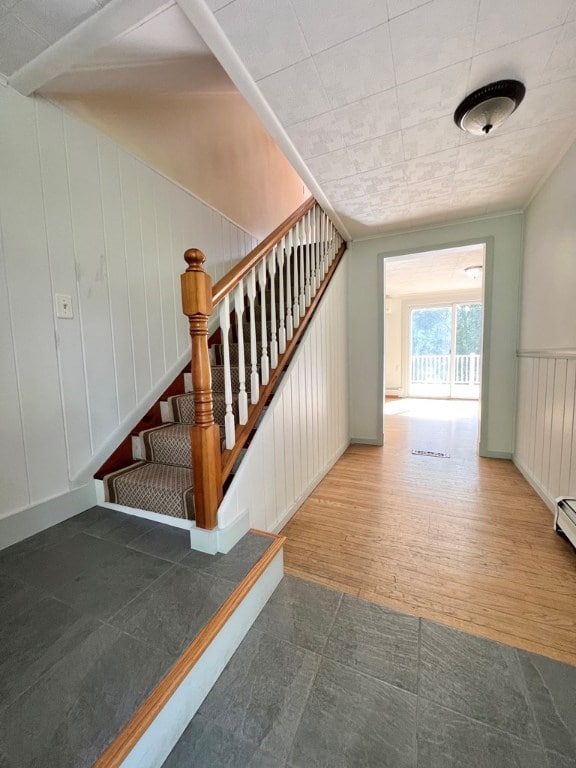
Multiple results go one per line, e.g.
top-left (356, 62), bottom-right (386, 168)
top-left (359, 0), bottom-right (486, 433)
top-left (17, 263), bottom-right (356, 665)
top-left (347, 213), bottom-right (524, 457)
top-left (520, 140), bottom-right (576, 351)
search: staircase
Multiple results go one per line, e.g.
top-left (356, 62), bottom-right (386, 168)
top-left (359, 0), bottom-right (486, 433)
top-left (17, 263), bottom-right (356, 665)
top-left (98, 199), bottom-right (345, 531)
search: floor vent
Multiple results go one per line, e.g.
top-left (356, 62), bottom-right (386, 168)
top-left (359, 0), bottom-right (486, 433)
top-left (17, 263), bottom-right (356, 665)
top-left (411, 449), bottom-right (450, 458)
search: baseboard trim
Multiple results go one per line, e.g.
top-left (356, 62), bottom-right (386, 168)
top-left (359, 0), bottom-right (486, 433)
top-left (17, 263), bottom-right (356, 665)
top-left (479, 449), bottom-right (513, 459)
top-left (94, 480), bottom-right (250, 553)
top-left (350, 437), bottom-right (384, 446)
top-left (513, 456), bottom-right (556, 515)
top-left (0, 484), bottom-right (96, 550)
top-left (94, 539), bottom-right (284, 768)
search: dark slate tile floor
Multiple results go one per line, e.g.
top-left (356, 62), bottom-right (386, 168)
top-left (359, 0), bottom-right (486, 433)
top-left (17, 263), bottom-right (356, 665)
top-left (163, 575), bottom-right (576, 768)
top-left (0, 507), bottom-right (273, 768)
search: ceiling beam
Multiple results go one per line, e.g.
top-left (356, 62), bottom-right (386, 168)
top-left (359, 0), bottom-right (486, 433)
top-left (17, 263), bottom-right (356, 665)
top-left (9, 0), bottom-right (173, 96)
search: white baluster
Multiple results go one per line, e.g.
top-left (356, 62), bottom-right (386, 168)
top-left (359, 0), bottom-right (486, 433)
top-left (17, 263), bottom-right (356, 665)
top-left (258, 258), bottom-right (270, 385)
top-left (330, 221), bottom-right (336, 264)
top-left (292, 224), bottom-right (300, 329)
top-left (313, 207), bottom-right (321, 291)
top-left (268, 247), bottom-right (279, 369)
top-left (285, 231), bottom-right (294, 340)
top-left (318, 207), bottom-right (326, 282)
top-left (234, 282), bottom-right (248, 425)
top-left (304, 214), bottom-right (312, 308)
top-left (318, 208), bottom-right (325, 282)
top-left (277, 237), bottom-right (287, 352)
top-left (248, 269), bottom-right (260, 404)
top-left (299, 218), bottom-right (306, 317)
top-left (322, 213), bottom-right (330, 272)
top-left (219, 295), bottom-right (236, 449)
top-left (310, 207), bottom-right (317, 294)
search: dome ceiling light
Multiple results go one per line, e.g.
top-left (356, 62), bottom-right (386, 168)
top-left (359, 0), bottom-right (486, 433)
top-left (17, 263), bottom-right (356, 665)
top-left (454, 80), bottom-right (526, 136)
top-left (464, 265), bottom-right (483, 280)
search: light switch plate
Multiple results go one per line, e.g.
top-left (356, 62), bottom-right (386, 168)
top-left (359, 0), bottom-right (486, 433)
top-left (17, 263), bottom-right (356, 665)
top-left (55, 293), bottom-right (73, 319)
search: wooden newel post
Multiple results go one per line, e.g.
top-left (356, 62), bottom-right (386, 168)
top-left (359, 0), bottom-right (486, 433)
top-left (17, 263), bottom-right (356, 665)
top-left (181, 248), bottom-right (223, 529)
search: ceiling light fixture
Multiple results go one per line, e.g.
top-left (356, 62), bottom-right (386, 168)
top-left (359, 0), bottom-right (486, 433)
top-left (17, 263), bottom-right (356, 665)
top-left (464, 265), bottom-right (483, 279)
top-left (454, 79), bottom-right (526, 136)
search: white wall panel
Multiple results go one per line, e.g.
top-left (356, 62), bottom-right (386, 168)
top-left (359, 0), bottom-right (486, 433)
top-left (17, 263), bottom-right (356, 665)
top-left (515, 354), bottom-right (576, 507)
top-left (217, 261), bottom-right (349, 533)
top-left (98, 136), bottom-right (137, 423)
top-left (35, 100), bottom-right (93, 480)
top-left (0, 88), bottom-right (69, 505)
top-left (0, 85), bottom-right (257, 523)
top-left (0, 239), bottom-right (29, 512)
top-left (138, 164), bottom-right (165, 386)
top-left (66, 116), bottom-right (119, 449)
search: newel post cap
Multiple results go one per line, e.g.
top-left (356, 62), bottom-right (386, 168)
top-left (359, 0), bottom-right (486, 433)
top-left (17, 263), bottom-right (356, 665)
top-left (181, 249), bottom-right (213, 316)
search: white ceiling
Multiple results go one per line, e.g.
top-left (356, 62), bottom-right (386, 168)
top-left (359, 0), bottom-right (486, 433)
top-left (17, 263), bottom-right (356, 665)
top-left (210, 0), bottom-right (576, 237)
top-left (385, 244), bottom-right (485, 297)
top-left (40, 4), bottom-right (235, 94)
top-left (1, 0), bottom-right (576, 239)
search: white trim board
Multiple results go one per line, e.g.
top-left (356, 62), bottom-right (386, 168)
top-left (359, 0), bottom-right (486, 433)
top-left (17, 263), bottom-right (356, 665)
top-left (0, 484), bottom-right (96, 550)
top-left (9, 0), bottom-right (173, 96)
top-left (517, 349), bottom-right (576, 359)
top-left (119, 549), bottom-right (283, 768)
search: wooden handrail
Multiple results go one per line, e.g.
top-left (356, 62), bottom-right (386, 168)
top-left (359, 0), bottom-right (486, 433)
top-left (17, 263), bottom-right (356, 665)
top-left (212, 196), bottom-right (315, 305)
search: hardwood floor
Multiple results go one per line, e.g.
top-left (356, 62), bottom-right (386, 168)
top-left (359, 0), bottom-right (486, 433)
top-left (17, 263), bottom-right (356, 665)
top-left (281, 399), bottom-right (576, 665)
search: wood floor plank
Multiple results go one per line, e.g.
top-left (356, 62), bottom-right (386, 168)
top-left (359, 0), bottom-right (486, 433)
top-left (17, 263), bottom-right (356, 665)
top-left (281, 399), bottom-right (576, 665)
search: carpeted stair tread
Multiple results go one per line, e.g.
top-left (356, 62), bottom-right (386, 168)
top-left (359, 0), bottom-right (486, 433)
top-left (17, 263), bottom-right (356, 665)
top-left (208, 365), bottom-right (241, 393)
top-left (140, 424), bottom-right (192, 467)
top-left (103, 461), bottom-right (194, 519)
top-left (169, 390), bottom-right (238, 425)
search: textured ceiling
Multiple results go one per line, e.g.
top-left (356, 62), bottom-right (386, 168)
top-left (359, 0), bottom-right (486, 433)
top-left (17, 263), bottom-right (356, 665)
top-left (385, 245), bottom-right (485, 297)
top-left (1, 0), bottom-right (576, 239)
top-left (0, 0), bottom-right (113, 75)
top-left (209, 0), bottom-right (576, 237)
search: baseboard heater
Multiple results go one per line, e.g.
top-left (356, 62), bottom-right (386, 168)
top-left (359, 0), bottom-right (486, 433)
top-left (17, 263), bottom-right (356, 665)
top-left (555, 497), bottom-right (576, 551)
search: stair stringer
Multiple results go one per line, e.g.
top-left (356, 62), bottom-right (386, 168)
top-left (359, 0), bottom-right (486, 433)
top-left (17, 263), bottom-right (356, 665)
top-left (216, 258), bottom-right (349, 535)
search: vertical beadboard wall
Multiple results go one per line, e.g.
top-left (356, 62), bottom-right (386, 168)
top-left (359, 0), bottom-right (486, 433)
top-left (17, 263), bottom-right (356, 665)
top-left (0, 85), bottom-right (257, 523)
top-left (217, 260), bottom-right (349, 533)
top-left (515, 355), bottom-right (576, 509)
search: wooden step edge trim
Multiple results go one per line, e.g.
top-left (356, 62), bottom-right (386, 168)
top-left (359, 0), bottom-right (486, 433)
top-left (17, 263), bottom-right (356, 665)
top-left (93, 534), bottom-right (285, 768)
top-left (220, 242), bottom-right (347, 481)
top-left (212, 197), bottom-right (315, 305)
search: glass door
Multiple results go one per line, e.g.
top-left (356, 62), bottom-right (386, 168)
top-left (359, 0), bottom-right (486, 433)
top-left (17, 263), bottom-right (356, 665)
top-left (409, 303), bottom-right (482, 399)
top-left (409, 306), bottom-right (452, 398)
top-left (453, 303), bottom-right (482, 399)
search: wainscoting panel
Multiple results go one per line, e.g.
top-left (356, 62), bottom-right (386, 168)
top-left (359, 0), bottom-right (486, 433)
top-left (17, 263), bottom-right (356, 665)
top-left (515, 353), bottom-right (576, 508)
top-left (0, 84), bottom-right (257, 522)
top-left (217, 262), bottom-right (349, 533)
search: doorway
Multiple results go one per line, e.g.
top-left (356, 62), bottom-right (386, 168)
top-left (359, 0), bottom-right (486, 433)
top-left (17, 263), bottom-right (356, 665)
top-left (383, 242), bottom-right (486, 449)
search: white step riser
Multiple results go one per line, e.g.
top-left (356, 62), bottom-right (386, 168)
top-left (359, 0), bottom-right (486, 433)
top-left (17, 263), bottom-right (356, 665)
top-left (160, 400), bottom-right (172, 423)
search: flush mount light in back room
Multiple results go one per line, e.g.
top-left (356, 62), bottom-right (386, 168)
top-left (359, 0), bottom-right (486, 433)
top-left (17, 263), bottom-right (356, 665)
top-left (454, 80), bottom-right (526, 136)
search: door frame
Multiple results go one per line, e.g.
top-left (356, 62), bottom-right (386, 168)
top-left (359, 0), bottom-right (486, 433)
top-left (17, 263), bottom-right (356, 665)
top-left (379, 239), bottom-right (491, 455)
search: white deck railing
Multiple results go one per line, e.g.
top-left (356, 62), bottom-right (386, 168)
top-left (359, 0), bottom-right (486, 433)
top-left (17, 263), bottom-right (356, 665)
top-left (411, 354), bottom-right (480, 386)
